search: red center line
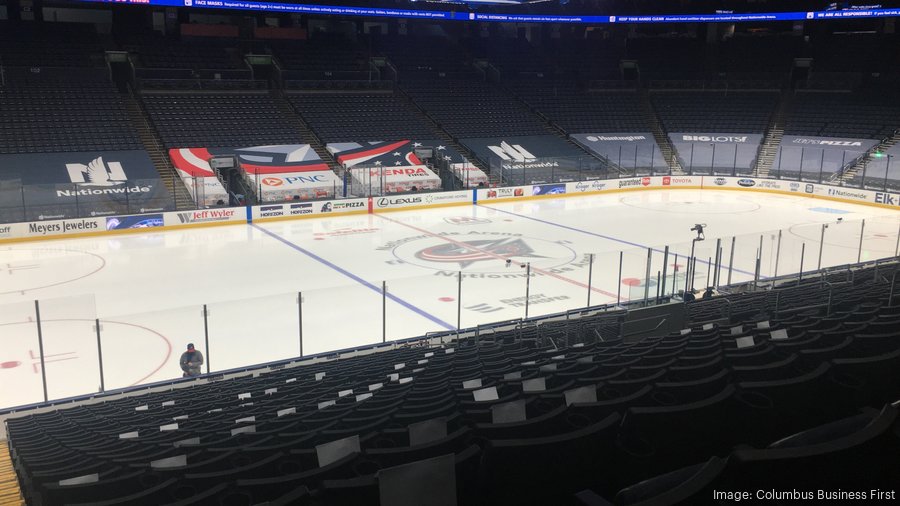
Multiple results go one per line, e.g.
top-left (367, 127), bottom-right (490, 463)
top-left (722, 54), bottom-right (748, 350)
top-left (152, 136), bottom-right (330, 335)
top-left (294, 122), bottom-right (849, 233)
top-left (375, 214), bottom-right (628, 302)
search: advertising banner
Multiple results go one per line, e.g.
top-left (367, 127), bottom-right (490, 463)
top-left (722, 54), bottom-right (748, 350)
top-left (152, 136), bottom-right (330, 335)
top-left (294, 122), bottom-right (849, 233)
top-left (0, 150), bottom-right (172, 220)
top-left (669, 133), bottom-right (764, 174)
top-left (570, 133), bottom-right (666, 172)
top-left (252, 197), bottom-right (368, 220)
top-left (348, 165), bottom-right (442, 194)
top-left (169, 148), bottom-right (231, 206)
top-left (370, 191), bottom-right (466, 211)
top-left (248, 171), bottom-right (342, 201)
top-left (19, 217), bottom-right (106, 239)
top-left (164, 208), bottom-right (246, 227)
top-left (774, 136), bottom-right (878, 176)
top-left (460, 135), bottom-right (592, 178)
top-left (328, 140), bottom-right (466, 168)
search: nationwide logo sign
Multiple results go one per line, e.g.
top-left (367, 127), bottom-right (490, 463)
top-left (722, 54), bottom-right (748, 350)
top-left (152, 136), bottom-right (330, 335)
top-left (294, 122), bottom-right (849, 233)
top-left (827, 188), bottom-right (867, 199)
top-left (176, 209), bottom-right (238, 224)
top-left (414, 238), bottom-right (547, 268)
top-left (487, 141), bottom-right (561, 170)
top-left (714, 178), bottom-right (728, 186)
top-left (59, 156), bottom-right (153, 198)
top-left (488, 141), bottom-right (536, 162)
top-left (66, 157), bottom-right (127, 186)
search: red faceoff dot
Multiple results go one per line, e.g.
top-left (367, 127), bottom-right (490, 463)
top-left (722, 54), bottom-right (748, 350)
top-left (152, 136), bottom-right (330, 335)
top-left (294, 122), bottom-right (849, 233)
top-left (621, 278), bottom-right (641, 286)
top-left (1, 361), bottom-right (21, 369)
top-left (438, 297), bottom-right (455, 302)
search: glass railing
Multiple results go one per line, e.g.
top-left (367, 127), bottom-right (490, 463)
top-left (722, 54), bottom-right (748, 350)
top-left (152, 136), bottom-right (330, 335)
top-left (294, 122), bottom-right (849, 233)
top-left (3, 213), bottom-right (897, 411)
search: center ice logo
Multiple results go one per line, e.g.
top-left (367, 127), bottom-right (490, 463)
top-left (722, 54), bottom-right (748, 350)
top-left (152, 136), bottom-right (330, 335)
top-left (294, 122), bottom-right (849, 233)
top-left (415, 238), bottom-right (547, 268)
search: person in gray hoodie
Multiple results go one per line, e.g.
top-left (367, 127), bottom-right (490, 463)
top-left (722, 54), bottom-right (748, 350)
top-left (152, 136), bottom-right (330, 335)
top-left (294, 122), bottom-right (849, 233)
top-left (180, 343), bottom-right (204, 377)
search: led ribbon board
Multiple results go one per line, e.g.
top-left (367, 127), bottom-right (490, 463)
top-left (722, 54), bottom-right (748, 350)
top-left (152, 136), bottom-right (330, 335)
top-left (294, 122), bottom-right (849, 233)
top-left (74, 1), bottom-right (900, 23)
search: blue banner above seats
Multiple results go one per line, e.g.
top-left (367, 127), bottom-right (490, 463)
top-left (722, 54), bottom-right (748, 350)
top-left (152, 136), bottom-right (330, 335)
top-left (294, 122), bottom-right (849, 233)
top-left (0, 150), bottom-right (171, 221)
top-left (668, 133), bottom-right (764, 174)
top-left (460, 135), bottom-right (588, 169)
top-left (571, 133), bottom-right (666, 171)
top-left (773, 136), bottom-right (878, 176)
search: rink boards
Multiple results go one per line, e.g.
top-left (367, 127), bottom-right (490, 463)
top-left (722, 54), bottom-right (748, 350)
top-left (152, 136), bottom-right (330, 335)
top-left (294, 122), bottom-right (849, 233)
top-left (1, 175), bottom-right (898, 243)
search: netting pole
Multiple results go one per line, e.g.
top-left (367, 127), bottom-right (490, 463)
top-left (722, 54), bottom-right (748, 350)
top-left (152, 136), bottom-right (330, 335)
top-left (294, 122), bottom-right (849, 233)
top-left (818, 224), bottom-right (827, 270)
top-left (774, 230), bottom-right (783, 278)
top-left (457, 271), bottom-right (462, 333)
top-left (382, 281), bottom-right (387, 343)
top-left (203, 304), bottom-right (210, 374)
top-left (691, 257), bottom-right (698, 292)
top-left (655, 271), bottom-right (661, 304)
top-left (95, 318), bottom-right (105, 393)
top-left (712, 238), bottom-right (721, 287)
top-left (586, 253), bottom-right (594, 308)
top-left (660, 246), bottom-right (669, 300)
top-left (857, 219), bottom-right (866, 263)
top-left (617, 252), bottom-right (623, 305)
top-left (727, 236), bottom-right (736, 286)
top-left (297, 292), bottom-right (303, 357)
top-left (643, 248), bottom-right (652, 304)
top-left (672, 253), bottom-right (679, 296)
top-left (35, 300), bottom-right (48, 402)
top-left (716, 246), bottom-right (724, 289)
top-left (689, 144), bottom-right (694, 174)
top-left (799, 243), bottom-right (806, 282)
top-left (525, 263), bottom-right (532, 319)
top-left (705, 257), bottom-right (712, 289)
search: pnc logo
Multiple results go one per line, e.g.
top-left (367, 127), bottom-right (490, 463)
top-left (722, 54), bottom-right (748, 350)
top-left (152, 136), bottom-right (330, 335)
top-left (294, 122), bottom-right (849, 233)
top-left (262, 177), bottom-right (283, 187)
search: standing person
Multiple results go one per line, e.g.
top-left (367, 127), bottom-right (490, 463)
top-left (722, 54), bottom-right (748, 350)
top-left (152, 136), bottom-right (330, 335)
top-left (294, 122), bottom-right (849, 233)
top-left (180, 343), bottom-right (204, 377)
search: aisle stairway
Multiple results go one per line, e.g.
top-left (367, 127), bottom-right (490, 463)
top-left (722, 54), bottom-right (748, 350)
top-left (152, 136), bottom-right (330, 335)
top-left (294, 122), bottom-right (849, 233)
top-left (639, 90), bottom-right (682, 174)
top-left (754, 90), bottom-right (792, 177)
top-left (839, 130), bottom-right (900, 185)
top-left (123, 92), bottom-right (195, 210)
top-left (0, 446), bottom-right (24, 506)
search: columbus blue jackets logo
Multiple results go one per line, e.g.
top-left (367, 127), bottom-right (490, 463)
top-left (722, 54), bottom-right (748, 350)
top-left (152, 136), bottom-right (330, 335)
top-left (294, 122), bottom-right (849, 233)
top-left (414, 238), bottom-right (547, 268)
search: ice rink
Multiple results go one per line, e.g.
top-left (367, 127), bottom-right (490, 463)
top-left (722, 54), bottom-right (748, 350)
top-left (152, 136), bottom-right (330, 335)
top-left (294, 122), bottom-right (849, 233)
top-left (2, 189), bottom-right (899, 409)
